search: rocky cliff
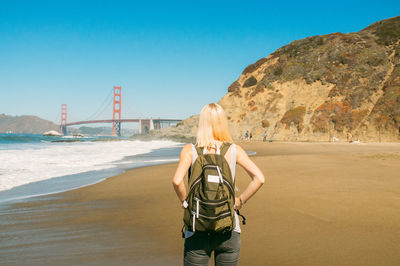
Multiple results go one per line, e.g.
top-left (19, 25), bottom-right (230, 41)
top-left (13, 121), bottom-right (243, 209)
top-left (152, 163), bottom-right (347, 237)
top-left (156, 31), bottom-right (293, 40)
top-left (218, 16), bottom-right (400, 142)
top-left (219, 16), bottom-right (400, 142)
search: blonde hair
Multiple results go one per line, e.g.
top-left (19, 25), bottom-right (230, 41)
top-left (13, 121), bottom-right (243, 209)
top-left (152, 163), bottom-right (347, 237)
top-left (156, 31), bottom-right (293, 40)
top-left (196, 103), bottom-right (233, 147)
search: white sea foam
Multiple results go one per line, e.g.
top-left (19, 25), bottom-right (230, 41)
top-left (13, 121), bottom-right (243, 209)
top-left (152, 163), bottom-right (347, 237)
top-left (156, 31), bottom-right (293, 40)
top-left (0, 140), bottom-right (181, 191)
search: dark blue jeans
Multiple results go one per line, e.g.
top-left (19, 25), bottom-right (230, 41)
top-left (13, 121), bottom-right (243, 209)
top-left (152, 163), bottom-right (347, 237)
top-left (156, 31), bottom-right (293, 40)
top-left (184, 231), bottom-right (241, 266)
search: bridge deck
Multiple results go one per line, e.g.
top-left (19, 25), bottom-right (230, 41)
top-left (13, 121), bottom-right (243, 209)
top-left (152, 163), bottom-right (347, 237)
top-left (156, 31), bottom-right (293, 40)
top-left (65, 119), bottom-right (182, 126)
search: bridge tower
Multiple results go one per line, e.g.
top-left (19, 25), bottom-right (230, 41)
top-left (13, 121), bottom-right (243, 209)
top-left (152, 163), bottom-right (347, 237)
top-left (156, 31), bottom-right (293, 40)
top-left (60, 104), bottom-right (67, 135)
top-left (112, 86), bottom-right (122, 136)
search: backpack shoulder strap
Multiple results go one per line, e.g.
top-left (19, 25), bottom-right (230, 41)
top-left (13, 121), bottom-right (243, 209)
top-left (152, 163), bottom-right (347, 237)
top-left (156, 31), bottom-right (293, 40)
top-left (219, 142), bottom-right (232, 156)
top-left (194, 144), bottom-right (203, 156)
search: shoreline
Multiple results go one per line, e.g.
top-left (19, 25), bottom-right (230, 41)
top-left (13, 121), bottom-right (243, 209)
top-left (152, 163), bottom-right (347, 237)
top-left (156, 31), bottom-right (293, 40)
top-left (0, 143), bottom-right (183, 206)
top-left (1, 141), bottom-right (400, 265)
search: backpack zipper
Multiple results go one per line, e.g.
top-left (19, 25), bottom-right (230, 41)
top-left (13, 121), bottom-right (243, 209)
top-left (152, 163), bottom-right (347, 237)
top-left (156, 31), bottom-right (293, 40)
top-left (188, 177), bottom-right (202, 195)
top-left (222, 179), bottom-right (234, 196)
top-left (196, 198), bottom-right (199, 218)
top-left (216, 166), bottom-right (224, 183)
top-left (203, 165), bottom-right (218, 169)
top-left (192, 211), bottom-right (196, 232)
top-left (194, 197), bottom-right (228, 207)
top-left (198, 211), bottom-right (231, 220)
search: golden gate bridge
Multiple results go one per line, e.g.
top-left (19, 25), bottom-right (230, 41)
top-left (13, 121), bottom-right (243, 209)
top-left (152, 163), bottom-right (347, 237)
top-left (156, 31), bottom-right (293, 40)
top-left (59, 86), bottom-right (182, 136)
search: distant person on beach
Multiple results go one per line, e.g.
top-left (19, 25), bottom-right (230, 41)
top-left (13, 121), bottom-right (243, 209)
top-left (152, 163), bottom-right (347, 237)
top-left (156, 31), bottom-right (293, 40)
top-left (249, 132), bottom-right (253, 141)
top-left (245, 130), bottom-right (249, 141)
top-left (263, 132), bottom-right (268, 142)
top-left (172, 103), bottom-right (265, 266)
top-left (346, 132), bottom-right (352, 143)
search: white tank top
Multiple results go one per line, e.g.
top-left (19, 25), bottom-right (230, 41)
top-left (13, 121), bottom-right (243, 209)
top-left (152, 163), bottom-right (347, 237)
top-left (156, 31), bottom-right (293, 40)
top-left (185, 143), bottom-right (241, 238)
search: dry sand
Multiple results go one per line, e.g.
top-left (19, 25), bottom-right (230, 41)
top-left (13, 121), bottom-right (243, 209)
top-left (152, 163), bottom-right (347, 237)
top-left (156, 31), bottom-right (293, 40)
top-left (1, 141), bottom-right (400, 265)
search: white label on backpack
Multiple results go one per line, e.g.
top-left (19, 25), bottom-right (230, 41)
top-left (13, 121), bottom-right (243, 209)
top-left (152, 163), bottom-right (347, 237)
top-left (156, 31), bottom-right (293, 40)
top-left (208, 175), bottom-right (220, 183)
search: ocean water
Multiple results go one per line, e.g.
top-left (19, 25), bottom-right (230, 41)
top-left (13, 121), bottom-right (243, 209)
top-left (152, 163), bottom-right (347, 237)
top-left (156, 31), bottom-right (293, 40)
top-left (0, 133), bottom-right (183, 204)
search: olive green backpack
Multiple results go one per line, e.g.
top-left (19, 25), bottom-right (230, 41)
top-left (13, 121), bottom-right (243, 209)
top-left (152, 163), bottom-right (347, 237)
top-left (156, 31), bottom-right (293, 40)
top-left (183, 142), bottom-right (237, 234)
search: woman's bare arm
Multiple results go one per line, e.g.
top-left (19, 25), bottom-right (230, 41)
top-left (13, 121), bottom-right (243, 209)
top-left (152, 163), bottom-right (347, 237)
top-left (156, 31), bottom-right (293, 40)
top-left (172, 144), bottom-right (193, 203)
top-left (235, 145), bottom-right (265, 209)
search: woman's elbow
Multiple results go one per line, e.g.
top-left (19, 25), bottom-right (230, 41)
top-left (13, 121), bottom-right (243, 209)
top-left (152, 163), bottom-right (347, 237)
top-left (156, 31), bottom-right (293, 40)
top-left (257, 174), bottom-right (265, 186)
top-left (172, 179), bottom-right (182, 188)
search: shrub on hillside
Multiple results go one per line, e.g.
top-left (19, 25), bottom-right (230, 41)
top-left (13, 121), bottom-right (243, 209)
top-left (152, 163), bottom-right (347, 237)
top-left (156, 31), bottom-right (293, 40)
top-left (280, 106), bottom-right (306, 132)
top-left (243, 76), bottom-right (258, 88)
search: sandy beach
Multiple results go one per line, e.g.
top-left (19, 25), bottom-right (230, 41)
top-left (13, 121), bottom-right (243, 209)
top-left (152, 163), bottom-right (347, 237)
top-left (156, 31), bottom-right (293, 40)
top-left (2, 141), bottom-right (400, 265)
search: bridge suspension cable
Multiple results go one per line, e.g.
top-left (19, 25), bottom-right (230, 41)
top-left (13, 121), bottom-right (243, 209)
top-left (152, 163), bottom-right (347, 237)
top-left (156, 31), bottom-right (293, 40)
top-left (84, 89), bottom-right (114, 121)
top-left (91, 97), bottom-right (113, 121)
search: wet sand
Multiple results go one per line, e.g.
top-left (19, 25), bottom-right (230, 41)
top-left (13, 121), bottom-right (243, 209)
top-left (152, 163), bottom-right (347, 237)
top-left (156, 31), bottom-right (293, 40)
top-left (1, 141), bottom-right (400, 265)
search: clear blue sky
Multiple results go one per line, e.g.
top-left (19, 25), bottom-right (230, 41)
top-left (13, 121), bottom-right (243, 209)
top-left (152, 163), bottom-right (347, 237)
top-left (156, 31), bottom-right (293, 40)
top-left (0, 0), bottom-right (399, 124)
